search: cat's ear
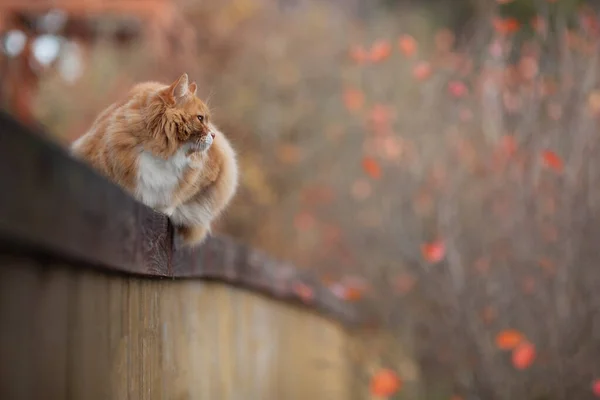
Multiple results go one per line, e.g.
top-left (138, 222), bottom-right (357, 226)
top-left (167, 73), bottom-right (189, 103)
top-left (188, 81), bottom-right (197, 96)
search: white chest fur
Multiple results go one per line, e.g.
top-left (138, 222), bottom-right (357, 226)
top-left (136, 147), bottom-right (191, 212)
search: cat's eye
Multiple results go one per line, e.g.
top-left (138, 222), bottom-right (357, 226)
top-left (197, 115), bottom-right (205, 123)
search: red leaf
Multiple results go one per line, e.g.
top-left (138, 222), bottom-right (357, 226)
top-left (592, 379), bottom-right (600, 397)
top-left (493, 17), bottom-right (521, 35)
top-left (398, 34), bottom-right (417, 57)
top-left (495, 329), bottom-right (525, 350)
top-left (362, 157), bottom-right (382, 179)
top-left (448, 80), bottom-right (469, 98)
top-left (369, 40), bottom-right (392, 63)
top-left (541, 150), bottom-right (564, 172)
top-left (370, 369), bottom-right (402, 397)
top-left (421, 240), bottom-right (445, 263)
top-left (512, 341), bottom-right (536, 370)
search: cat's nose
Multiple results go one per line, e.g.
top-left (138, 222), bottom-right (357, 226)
top-left (210, 132), bottom-right (216, 139)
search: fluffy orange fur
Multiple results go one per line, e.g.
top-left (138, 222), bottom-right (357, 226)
top-left (71, 73), bottom-right (238, 246)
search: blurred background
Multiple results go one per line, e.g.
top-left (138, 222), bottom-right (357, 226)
top-left (2, 0), bottom-right (600, 398)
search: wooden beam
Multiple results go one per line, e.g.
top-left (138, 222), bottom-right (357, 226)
top-left (0, 111), bottom-right (362, 326)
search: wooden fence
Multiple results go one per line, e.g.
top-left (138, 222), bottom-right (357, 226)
top-left (0, 111), bottom-right (362, 400)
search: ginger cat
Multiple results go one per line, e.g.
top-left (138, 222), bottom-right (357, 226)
top-left (71, 73), bottom-right (238, 246)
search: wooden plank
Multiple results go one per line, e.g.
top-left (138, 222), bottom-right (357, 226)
top-left (0, 258), bottom-right (37, 400)
top-left (30, 264), bottom-right (70, 400)
top-left (0, 256), bottom-right (70, 400)
top-left (107, 276), bottom-right (129, 400)
top-left (67, 267), bottom-right (111, 400)
top-left (0, 111), bottom-right (361, 326)
top-left (0, 261), bottom-right (356, 399)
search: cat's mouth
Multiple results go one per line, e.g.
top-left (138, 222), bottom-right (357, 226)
top-left (185, 134), bottom-right (214, 155)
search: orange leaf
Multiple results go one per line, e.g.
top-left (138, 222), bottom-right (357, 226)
top-left (362, 157), bottom-right (382, 179)
top-left (398, 34), bottom-right (417, 57)
top-left (343, 88), bottom-right (364, 112)
top-left (369, 40), bottom-right (392, 63)
top-left (421, 240), bottom-right (445, 263)
top-left (344, 286), bottom-right (363, 301)
top-left (592, 379), bottom-right (600, 397)
top-left (370, 369), bottom-right (402, 397)
top-left (292, 282), bottom-right (314, 303)
top-left (493, 17), bottom-right (521, 35)
top-left (541, 150), bottom-right (563, 172)
top-left (495, 329), bottom-right (525, 350)
top-left (413, 61), bottom-right (432, 81)
top-left (512, 341), bottom-right (536, 370)
top-left (330, 283), bottom-right (364, 302)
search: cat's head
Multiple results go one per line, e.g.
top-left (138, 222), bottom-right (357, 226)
top-left (149, 73), bottom-right (215, 156)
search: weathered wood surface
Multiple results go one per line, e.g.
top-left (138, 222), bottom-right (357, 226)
top-left (0, 110), bottom-right (360, 326)
top-left (0, 258), bottom-right (354, 400)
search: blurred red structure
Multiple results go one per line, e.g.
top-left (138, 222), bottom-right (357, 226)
top-left (0, 0), bottom-right (195, 125)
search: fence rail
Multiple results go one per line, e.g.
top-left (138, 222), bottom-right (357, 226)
top-left (0, 111), bottom-right (359, 326)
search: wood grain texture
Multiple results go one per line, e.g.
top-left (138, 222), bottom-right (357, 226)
top-left (0, 257), bottom-right (354, 400)
top-left (0, 111), bottom-right (360, 326)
